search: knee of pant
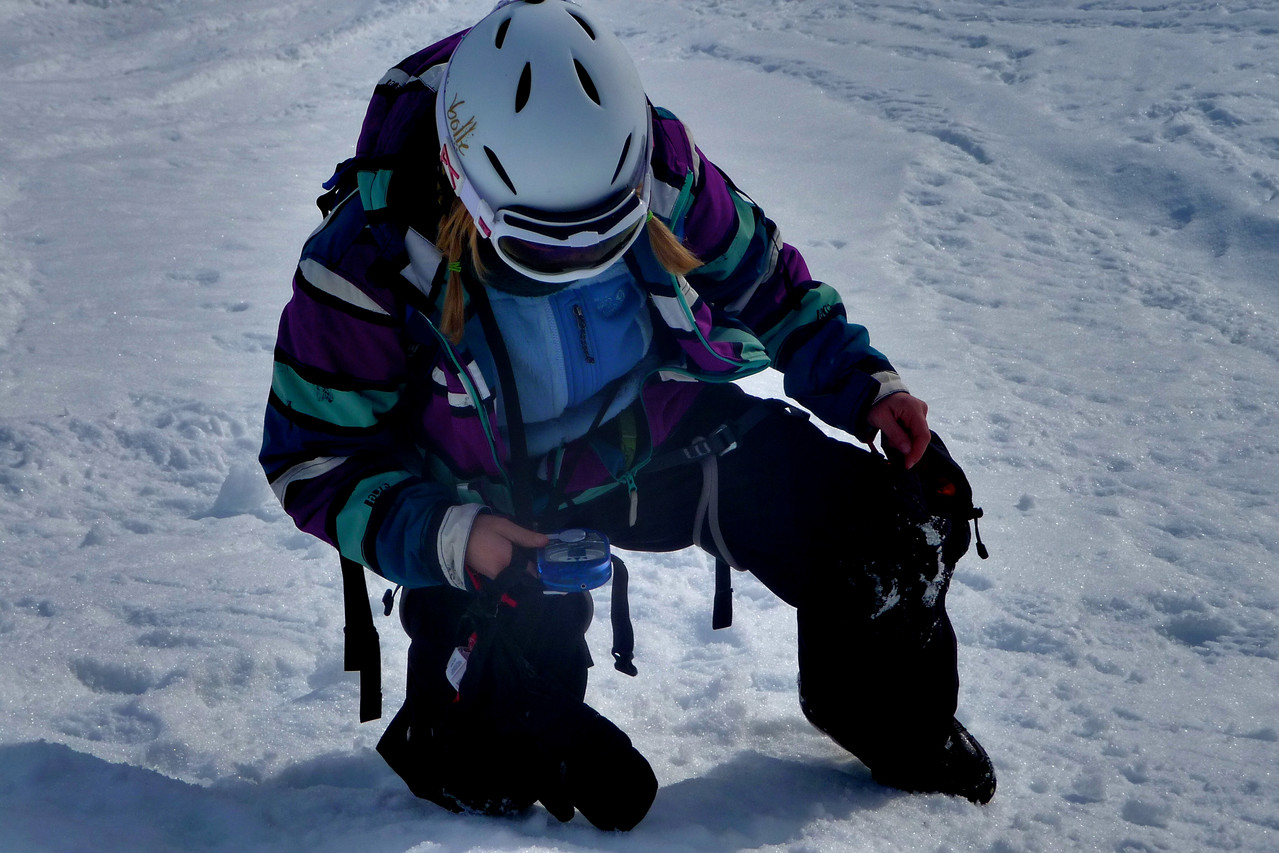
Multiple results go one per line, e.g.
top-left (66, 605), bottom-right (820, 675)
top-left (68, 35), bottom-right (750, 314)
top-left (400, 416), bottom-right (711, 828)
top-left (546, 705), bottom-right (658, 831)
top-left (814, 518), bottom-right (953, 621)
top-left (377, 707), bottom-right (540, 817)
top-left (940, 517), bottom-right (970, 568)
top-left (568, 744), bottom-right (658, 831)
top-left (878, 466), bottom-right (969, 570)
top-left (436, 734), bottom-right (543, 817)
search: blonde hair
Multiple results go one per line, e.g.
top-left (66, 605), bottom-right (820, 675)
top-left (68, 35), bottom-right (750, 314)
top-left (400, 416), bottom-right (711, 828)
top-left (435, 198), bottom-right (486, 343)
top-left (435, 199), bottom-right (701, 344)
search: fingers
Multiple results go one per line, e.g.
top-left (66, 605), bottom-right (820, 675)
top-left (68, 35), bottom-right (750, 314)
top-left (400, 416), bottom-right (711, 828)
top-left (897, 398), bottom-right (931, 469)
top-left (877, 417), bottom-right (911, 459)
top-left (868, 393), bottom-right (931, 469)
top-left (901, 424), bottom-right (930, 469)
top-left (465, 514), bottom-right (550, 580)
top-left (490, 516), bottom-right (551, 550)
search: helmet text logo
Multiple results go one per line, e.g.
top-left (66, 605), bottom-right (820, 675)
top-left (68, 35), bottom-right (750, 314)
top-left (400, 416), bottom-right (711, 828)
top-left (445, 95), bottom-right (477, 153)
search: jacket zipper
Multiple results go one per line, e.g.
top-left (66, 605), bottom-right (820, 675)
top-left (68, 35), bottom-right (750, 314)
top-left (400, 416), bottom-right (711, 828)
top-left (572, 303), bottom-right (595, 363)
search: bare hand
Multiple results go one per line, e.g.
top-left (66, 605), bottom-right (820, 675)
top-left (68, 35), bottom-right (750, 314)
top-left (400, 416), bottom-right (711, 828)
top-left (465, 514), bottom-right (550, 580)
top-left (867, 392), bottom-right (931, 469)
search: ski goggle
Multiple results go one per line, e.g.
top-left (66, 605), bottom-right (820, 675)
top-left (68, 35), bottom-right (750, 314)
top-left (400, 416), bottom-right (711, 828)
top-left (486, 176), bottom-right (651, 283)
top-left (441, 143), bottom-right (651, 283)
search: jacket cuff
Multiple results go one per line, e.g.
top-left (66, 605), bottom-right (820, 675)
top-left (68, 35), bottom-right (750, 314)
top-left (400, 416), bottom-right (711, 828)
top-left (870, 370), bottom-right (909, 405)
top-left (850, 371), bottom-right (911, 444)
top-left (436, 503), bottom-right (488, 590)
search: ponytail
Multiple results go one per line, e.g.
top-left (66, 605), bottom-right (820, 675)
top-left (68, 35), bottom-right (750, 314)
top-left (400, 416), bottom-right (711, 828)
top-left (645, 213), bottom-right (701, 276)
top-left (435, 198), bottom-right (485, 344)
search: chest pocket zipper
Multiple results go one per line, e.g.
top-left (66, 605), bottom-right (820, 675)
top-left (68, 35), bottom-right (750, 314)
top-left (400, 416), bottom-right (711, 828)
top-left (572, 303), bottom-right (595, 364)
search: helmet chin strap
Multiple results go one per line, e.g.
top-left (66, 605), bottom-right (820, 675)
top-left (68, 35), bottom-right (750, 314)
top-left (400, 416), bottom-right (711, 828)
top-left (456, 176), bottom-right (495, 239)
top-left (438, 138), bottom-right (496, 238)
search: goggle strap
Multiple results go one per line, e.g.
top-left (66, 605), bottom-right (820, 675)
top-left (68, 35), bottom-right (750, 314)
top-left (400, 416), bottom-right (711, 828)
top-left (456, 171), bottom-right (495, 238)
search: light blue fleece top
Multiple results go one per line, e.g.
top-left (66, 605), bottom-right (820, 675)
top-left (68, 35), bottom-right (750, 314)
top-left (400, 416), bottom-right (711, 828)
top-left (467, 260), bottom-right (656, 457)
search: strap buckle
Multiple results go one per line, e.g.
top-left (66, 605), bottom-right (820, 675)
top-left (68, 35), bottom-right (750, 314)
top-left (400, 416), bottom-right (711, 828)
top-left (683, 423), bottom-right (738, 462)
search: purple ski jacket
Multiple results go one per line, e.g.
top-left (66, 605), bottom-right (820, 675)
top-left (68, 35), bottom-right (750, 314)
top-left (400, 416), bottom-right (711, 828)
top-left (261, 32), bottom-right (906, 589)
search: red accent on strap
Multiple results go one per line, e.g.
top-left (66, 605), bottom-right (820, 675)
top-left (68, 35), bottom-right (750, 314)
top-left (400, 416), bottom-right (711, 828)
top-left (440, 143), bottom-right (462, 190)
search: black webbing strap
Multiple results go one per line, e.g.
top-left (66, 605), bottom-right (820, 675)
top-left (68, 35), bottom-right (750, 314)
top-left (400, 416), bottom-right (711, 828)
top-left (466, 279), bottom-right (534, 524)
top-left (609, 555), bottom-right (638, 676)
top-left (644, 399), bottom-right (776, 475)
top-left (340, 555), bottom-right (383, 722)
top-left (712, 558), bottom-right (733, 630)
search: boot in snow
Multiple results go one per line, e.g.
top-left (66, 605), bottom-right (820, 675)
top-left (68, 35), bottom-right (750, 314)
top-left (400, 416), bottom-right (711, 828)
top-left (869, 717), bottom-right (996, 805)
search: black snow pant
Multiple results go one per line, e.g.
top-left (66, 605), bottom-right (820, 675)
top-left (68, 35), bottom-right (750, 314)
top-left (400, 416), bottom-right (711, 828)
top-left (380, 383), bottom-right (972, 824)
top-left (379, 579), bottom-right (658, 830)
top-left (564, 383), bottom-right (970, 772)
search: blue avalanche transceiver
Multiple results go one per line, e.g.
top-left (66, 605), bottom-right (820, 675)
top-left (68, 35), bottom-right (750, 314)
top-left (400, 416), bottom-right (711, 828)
top-left (537, 528), bottom-right (613, 592)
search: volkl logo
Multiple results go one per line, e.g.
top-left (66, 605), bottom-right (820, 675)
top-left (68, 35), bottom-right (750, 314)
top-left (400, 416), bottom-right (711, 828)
top-left (446, 94), bottom-right (477, 152)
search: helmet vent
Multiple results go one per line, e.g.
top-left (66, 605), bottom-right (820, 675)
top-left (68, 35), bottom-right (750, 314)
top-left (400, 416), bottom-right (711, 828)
top-left (484, 146), bottom-right (518, 195)
top-left (611, 133), bottom-right (633, 185)
top-left (515, 63), bottom-right (532, 112)
top-left (568, 12), bottom-right (595, 40)
top-left (574, 59), bottom-right (601, 106)
top-left (494, 17), bottom-right (511, 49)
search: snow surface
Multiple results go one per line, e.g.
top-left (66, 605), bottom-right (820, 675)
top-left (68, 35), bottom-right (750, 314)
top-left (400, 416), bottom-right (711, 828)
top-left (2, 1), bottom-right (1278, 850)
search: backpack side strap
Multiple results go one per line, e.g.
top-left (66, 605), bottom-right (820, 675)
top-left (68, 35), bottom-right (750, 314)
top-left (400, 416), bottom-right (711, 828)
top-left (645, 398), bottom-right (793, 630)
top-left (340, 555), bottom-right (384, 723)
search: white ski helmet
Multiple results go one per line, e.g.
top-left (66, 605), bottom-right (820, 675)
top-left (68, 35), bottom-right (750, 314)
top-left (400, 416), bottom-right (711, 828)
top-left (436, 0), bottom-right (653, 282)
